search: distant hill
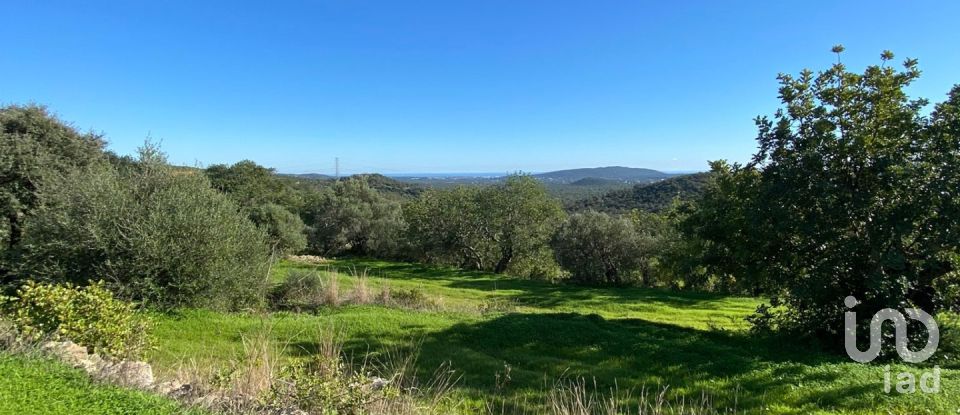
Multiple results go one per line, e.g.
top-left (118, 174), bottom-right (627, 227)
top-left (351, 173), bottom-right (424, 199)
top-left (568, 173), bottom-right (713, 213)
top-left (285, 173), bottom-right (332, 180)
top-left (280, 172), bottom-right (424, 200)
top-left (568, 177), bottom-right (620, 186)
top-left (534, 166), bottom-right (672, 184)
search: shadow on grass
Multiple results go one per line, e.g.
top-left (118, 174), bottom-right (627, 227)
top-left (308, 310), bottom-right (858, 413)
top-left (330, 258), bottom-right (741, 310)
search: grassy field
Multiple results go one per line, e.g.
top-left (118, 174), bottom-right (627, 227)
top-left (0, 353), bottom-right (201, 415)
top-left (148, 259), bottom-right (959, 414)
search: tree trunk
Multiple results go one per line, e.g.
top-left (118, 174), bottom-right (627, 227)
top-left (6, 211), bottom-right (22, 251)
top-left (493, 246), bottom-right (513, 274)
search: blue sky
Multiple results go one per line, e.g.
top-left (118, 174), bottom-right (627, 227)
top-left (2, 1), bottom-right (958, 174)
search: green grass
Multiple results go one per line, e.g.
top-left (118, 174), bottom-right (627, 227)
top-left (149, 259), bottom-right (960, 414)
top-left (0, 353), bottom-right (201, 415)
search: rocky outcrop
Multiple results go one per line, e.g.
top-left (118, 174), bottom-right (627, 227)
top-left (39, 340), bottom-right (169, 393)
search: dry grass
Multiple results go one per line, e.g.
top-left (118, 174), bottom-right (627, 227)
top-left (321, 272), bottom-right (340, 307)
top-left (286, 255), bottom-right (329, 266)
top-left (543, 377), bottom-right (737, 415)
top-left (347, 268), bottom-right (372, 305)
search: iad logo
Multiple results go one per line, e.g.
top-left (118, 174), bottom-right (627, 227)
top-left (843, 296), bottom-right (941, 394)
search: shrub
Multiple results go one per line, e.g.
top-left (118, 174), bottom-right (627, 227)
top-left (404, 175), bottom-right (565, 278)
top-left (249, 203), bottom-right (308, 256)
top-left (0, 281), bottom-right (150, 359)
top-left (388, 288), bottom-right (437, 310)
top-left (305, 178), bottom-right (405, 257)
top-left (20, 145), bottom-right (270, 310)
top-left (269, 270), bottom-right (326, 311)
top-left (551, 211), bottom-right (650, 285)
top-left (935, 313), bottom-right (960, 368)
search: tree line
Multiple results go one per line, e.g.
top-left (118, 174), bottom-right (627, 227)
top-left (1, 48), bottom-right (957, 348)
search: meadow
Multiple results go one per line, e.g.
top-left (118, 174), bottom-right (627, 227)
top-left (145, 259), bottom-right (959, 414)
top-left (0, 353), bottom-right (203, 415)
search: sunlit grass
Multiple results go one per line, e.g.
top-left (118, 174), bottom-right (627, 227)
top-left (149, 258), bottom-right (960, 414)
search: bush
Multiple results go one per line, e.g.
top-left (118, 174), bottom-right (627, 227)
top-left (404, 175), bottom-right (565, 278)
top-left (269, 270), bottom-right (326, 311)
top-left (935, 313), bottom-right (960, 368)
top-left (305, 178), bottom-right (406, 257)
top-left (20, 145), bottom-right (270, 310)
top-left (0, 281), bottom-right (150, 359)
top-left (249, 203), bottom-right (308, 255)
top-left (551, 211), bottom-right (650, 285)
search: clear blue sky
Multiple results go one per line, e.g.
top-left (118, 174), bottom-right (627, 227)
top-left (2, 1), bottom-right (958, 174)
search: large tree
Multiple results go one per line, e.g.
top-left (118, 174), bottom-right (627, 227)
top-left (478, 176), bottom-right (565, 274)
top-left (305, 177), bottom-right (405, 257)
top-left (405, 175), bottom-right (564, 276)
top-left (686, 48), bottom-right (960, 340)
top-left (404, 186), bottom-right (494, 269)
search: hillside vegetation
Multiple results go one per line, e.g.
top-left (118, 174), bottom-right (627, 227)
top-left (533, 166), bottom-right (672, 183)
top-left (1, 49), bottom-right (958, 414)
top-left (568, 173), bottom-right (712, 213)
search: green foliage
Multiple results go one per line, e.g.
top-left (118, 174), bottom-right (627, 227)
top-left (205, 160), bottom-right (303, 212)
top-left (206, 161), bottom-right (309, 255)
top-left (250, 203), bottom-right (308, 255)
top-left (305, 177), bottom-right (406, 257)
top-left (684, 49), bottom-right (960, 340)
top-left (149, 259), bottom-right (960, 414)
top-left (405, 175), bottom-right (564, 278)
top-left (0, 105), bottom-right (104, 272)
top-left (568, 173), bottom-right (712, 213)
top-left (480, 176), bottom-right (566, 275)
top-left (0, 353), bottom-right (201, 415)
top-left (552, 211), bottom-right (660, 285)
top-left (21, 145), bottom-right (270, 310)
top-left (404, 186), bottom-right (493, 269)
top-left (0, 281), bottom-right (150, 359)
top-left (269, 270), bottom-right (326, 311)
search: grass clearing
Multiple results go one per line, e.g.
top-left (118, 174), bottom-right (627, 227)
top-left (149, 259), bottom-right (960, 414)
top-left (0, 353), bottom-right (201, 415)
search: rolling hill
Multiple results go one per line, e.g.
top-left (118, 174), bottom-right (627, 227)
top-left (568, 172), bottom-right (713, 213)
top-left (533, 166), bottom-right (672, 183)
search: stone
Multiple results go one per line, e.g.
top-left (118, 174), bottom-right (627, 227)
top-left (95, 360), bottom-right (155, 389)
top-left (155, 381), bottom-right (193, 399)
top-left (40, 341), bottom-right (91, 368)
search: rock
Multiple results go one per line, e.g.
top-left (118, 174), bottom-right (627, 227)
top-left (0, 323), bottom-right (18, 349)
top-left (95, 360), bottom-right (155, 389)
top-left (40, 341), bottom-right (91, 368)
top-left (369, 376), bottom-right (390, 391)
top-left (155, 380), bottom-right (193, 399)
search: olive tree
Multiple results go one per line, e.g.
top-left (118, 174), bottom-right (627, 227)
top-left (22, 146), bottom-right (270, 310)
top-left (305, 177), bottom-right (405, 257)
top-left (405, 175), bottom-right (564, 277)
top-left (404, 186), bottom-right (494, 269)
top-left (250, 203), bottom-right (308, 255)
top-left (552, 211), bottom-right (647, 285)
